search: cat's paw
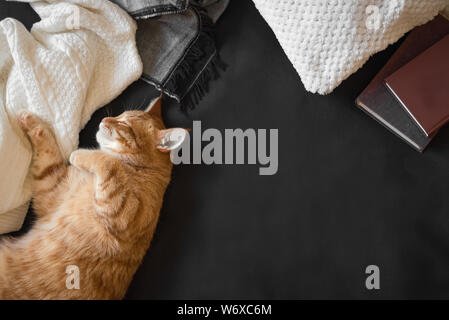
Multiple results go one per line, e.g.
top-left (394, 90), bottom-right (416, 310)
top-left (69, 149), bottom-right (90, 169)
top-left (18, 111), bottom-right (50, 142)
top-left (69, 150), bottom-right (80, 167)
top-left (18, 111), bottom-right (42, 131)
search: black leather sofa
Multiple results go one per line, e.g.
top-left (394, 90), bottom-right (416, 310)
top-left (2, 0), bottom-right (449, 299)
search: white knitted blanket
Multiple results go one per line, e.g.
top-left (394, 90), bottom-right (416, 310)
top-left (0, 0), bottom-right (142, 234)
top-left (252, 0), bottom-right (449, 95)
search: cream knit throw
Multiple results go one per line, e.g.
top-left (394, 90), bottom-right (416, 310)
top-left (0, 0), bottom-right (142, 234)
top-left (252, 0), bottom-right (449, 95)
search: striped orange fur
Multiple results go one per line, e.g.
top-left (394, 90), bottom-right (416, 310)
top-left (0, 97), bottom-right (185, 299)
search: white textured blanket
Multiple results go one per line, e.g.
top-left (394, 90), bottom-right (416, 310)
top-left (0, 0), bottom-right (142, 234)
top-left (252, 0), bottom-right (449, 95)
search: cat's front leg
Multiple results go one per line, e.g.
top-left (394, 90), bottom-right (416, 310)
top-left (69, 149), bottom-right (96, 172)
top-left (69, 150), bottom-right (121, 176)
top-left (70, 150), bottom-right (130, 216)
top-left (18, 111), bottom-right (68, 216)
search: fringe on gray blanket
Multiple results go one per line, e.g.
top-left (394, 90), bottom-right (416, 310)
top-left (111, 0), bottom-right (229, 111)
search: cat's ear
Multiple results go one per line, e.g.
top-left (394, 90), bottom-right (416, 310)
top-left (145, 94), bottom-right (162, 118)
top-left (156, 128), bottom-right (189, 153)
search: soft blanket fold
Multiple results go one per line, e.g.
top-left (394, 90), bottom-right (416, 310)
top-left (0, 0), bottom-right (143, 234)
top-left (252, 0), bottom-right (449, 95)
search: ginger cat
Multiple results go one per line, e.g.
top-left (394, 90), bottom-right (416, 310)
top-left (0, 96), bottom-right (187, 299)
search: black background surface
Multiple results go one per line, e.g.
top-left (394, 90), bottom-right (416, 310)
top-left (2, 0), bottom-right (449, 299)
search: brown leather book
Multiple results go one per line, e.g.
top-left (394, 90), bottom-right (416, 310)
top-left (356, 15), bottom-right (449, 151)
top-left (385, 34), bottom-right (449, 137)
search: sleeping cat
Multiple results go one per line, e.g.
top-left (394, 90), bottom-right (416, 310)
top-left (0, 96), bottom-right (187, 299)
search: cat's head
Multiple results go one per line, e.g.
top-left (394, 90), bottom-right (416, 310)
top-left (96, 95), bottom-right (187, 168)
